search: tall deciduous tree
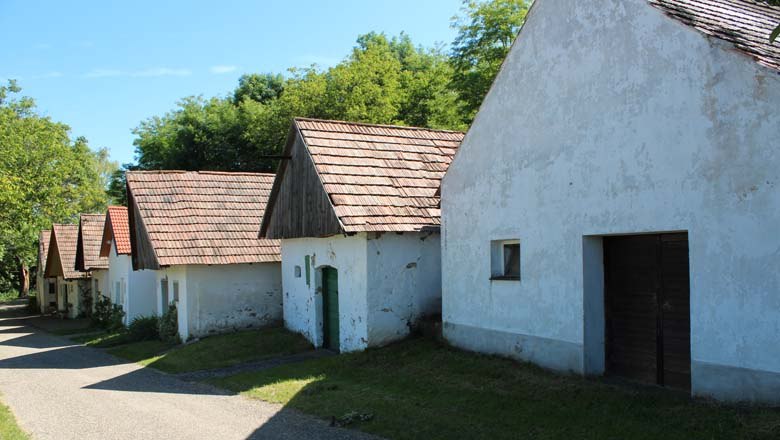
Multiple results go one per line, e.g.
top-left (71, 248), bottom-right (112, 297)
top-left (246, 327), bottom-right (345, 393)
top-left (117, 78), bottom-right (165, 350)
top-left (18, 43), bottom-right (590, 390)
top-left (0, 81), bottom-right (111, 295)
top-left (129, 31), bottom-right (466, 185)
top-left (450, 0), bottom-right (530, 121)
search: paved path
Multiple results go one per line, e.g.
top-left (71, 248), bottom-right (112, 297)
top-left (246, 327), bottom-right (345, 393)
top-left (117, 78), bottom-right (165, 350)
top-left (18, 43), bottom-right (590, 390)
top-left (0, 303), bottom-right (376, 440)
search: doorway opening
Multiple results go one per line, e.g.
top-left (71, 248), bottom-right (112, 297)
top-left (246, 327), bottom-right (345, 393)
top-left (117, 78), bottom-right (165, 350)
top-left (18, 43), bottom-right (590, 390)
top-left (320, 267), bottom-right (340, 351)
top-left (603, 233), bottom-right (691, 389)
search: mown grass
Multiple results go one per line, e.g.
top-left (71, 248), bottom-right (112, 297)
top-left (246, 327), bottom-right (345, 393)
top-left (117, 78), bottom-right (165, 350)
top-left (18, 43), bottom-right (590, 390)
top-left (72, 330), bottom-right (133, 348)
top-left (0, 396), bottom-right (28, 440)
top-left (212, 338), bottom-right (780, 440)
top-left (79, 327), bottom-right (313, 374)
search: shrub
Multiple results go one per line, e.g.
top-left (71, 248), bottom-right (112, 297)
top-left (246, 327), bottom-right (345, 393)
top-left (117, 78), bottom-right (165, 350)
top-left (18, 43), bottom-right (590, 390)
top-left (159, 303), bottom-right (180, 344)
top-left (91, 295), bottom-right (112, 327)
top-left (92, 296), bottom-right (125, 330)
top-left (128, 315), bottom-right (159, 341)
top-left (107, 305), bottom-right (126, 331)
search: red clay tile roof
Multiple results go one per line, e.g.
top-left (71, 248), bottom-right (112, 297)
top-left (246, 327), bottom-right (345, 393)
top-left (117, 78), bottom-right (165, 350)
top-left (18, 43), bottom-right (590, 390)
top-left (126, 171), bottom-right (280, 266)
top-left (649, 0), bottom-right (780, 72)
top-left (49, 224), bottom-right (88, 280)
top-left (104, 206), bottom-right (132, 255)
top-left (294, 118), bottom-right (464, 232)
top-left (77, 213), bottom-right (109, 270)
top-left (38, 229), bottom-right (50, 274)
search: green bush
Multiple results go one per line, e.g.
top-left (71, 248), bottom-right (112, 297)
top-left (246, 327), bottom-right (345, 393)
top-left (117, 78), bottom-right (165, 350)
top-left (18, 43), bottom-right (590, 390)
top-left (128, 315), bottom-right (159, 341)
top-left (92, 296), bottom-right (125, 330)
top-left (159, 303), bottom-right (180, 344)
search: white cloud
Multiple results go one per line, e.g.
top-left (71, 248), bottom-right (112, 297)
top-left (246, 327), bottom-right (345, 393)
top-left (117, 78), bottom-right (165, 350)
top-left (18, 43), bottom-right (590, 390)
top-left (84, 67), bottom-right (191, 78)
top-left (132, 67), bottom-right (192, 77)
top-left (210, 65), bottom-right (238, 74)
top-left (33, 71), bottom-right (63, 79)
top-left (84, 69), bottom-right (122, 78)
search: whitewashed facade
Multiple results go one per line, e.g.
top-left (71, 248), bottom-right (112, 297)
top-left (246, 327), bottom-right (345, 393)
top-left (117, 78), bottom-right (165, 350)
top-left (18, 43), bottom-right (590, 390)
top-left (105, 240), bottom-right (156, 324)
top-left (441, 0), bottom-right (780, 403)
top-left (155, 263), bottom-right (282, 340)
top-left (282, 232), bottom-right (441, 352)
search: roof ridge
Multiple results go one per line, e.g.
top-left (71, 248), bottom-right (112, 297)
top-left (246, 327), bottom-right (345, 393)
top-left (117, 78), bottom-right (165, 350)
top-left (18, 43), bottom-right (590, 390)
top-left (127, 170), bottom-right (275, 177)
top-left (294, 117), bottom-right (466, 135)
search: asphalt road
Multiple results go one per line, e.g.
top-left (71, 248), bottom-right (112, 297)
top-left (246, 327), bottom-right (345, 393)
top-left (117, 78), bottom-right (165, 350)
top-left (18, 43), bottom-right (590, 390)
top-left (0, 302), bottom-right (376, 440)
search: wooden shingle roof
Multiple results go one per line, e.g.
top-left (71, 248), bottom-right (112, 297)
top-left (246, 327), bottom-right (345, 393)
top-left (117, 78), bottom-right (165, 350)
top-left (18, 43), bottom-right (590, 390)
top-left (100, 206), bottom-right (132, 257)
top-left (127, 171), bottom-right (280, 267)
top-left (76, 213), bottom-right (109, 271)
top-left (262, 118), bottom-right (464, 236)
top-left (46, 224), bottom-right (88, 280)
top-left (649, 0), bottom-right (780, 72)
top-left (38, 229), bottom-right (50, 275)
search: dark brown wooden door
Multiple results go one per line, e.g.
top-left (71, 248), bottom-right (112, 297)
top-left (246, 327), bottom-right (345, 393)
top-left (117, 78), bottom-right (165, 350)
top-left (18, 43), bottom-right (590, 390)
top-left (604, 233), bottom-right (691, 389)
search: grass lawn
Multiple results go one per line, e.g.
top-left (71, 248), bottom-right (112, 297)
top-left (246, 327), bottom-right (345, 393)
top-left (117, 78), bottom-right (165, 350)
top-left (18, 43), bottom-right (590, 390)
top-left (78, 327), bottom-right (313, 374)
top-left (0, 397), bottom-right (28, 440)
top-left (71, 330), bottom-right (134, 348)
top-left (212, 338), bottom-right (780, 440)
top-left (140, 327), bottom-right (313, 373)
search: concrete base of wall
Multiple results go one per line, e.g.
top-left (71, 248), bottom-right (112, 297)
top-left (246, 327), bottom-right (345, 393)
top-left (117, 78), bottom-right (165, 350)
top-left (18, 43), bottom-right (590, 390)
top-left (692, 361), bottom-right (780, 404)
top-left (443, 321), bottom-right (583, 373)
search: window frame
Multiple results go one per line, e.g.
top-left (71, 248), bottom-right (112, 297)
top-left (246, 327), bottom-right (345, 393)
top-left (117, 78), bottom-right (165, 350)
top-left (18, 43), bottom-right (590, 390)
top-left (490, 239), bottom-right (521, 281)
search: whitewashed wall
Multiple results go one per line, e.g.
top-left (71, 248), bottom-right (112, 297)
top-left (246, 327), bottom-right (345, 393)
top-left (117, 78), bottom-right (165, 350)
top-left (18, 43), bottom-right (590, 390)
top-left (441, 0), bottom-right (780, 403)
top-left (282, 234), bottom-right (368, 352)
top-left (106, 241), bottom-right (156, 324)
top-left (365, 232), bottom-right (442, 346)
top-left (55, 278), bottom-right (81, 319)
top-left (156, 263), bottom-right (282, 341)
top-left (282, 232), bottom-right (442, 352)
top-left (90, 269), bottom-right (108, 312)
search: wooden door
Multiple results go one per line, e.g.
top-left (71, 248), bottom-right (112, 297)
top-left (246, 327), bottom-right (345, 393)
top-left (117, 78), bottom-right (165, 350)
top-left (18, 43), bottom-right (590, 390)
top-left (604, 233), bottom-right (691, 389)
top-left (322, 268), bottom-right (340, 351)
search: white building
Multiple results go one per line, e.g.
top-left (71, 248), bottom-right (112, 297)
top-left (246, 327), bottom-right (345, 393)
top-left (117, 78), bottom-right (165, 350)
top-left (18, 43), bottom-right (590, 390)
top-left (126, 171), bottom-right (282, 341)
top-left (44, 224), bottom-right (90, 319)
top-left (100, 206), bottom-right (157, 324)
top-left (440, 0), bottom-right (780, 403)
top-left (75, 213), bottom-right (109, 313)
top-left (36, 229), bottom-right (56, 314)
top-left (260, 118), bottom-right (463, 352)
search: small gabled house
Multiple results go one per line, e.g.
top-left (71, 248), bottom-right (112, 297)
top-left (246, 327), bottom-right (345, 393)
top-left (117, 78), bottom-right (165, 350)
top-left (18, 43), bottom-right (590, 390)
top-left (44, 224), bottom-right (90, 318)
top-left (100, 206), bottom-right (157, 323)
top-left (36, 230), bottom-right (56, 313)
top-left (440, 0), bottom-right (780, 403)
top-left (76, 213), bottom-right (109, 312)
top-left (260, 118), bottom-right (464, 352)
top-left (126, 171), bottom-right (282, 341)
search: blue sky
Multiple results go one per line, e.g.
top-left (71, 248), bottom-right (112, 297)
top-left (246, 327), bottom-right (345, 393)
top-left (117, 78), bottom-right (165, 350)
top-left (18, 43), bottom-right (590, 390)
top-left (0, 0), bottom-right (462, 165)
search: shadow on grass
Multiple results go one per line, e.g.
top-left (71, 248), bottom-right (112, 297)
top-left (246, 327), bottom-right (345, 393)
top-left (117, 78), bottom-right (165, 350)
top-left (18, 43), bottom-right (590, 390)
top-left (214, 338), bottom-right (780, 440)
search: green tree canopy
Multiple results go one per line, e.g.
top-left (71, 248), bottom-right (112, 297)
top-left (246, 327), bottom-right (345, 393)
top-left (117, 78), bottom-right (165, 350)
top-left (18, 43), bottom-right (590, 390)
top-left (129, 31), bottom-right (468, 182)
top-left (0, 81), bottom-right (113, 294)
top-left (450, 0), bottom-right (530, 121)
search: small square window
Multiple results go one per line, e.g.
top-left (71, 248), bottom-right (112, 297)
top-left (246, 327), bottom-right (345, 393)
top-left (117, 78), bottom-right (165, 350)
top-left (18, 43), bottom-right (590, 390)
top-left (491, 239), bottom-right (521, 281)
top-left (294, 266), bottom-right (302, 278)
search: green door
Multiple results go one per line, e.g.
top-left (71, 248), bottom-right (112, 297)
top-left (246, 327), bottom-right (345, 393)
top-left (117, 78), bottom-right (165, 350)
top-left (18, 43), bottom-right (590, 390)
top-left (322, 268), bottom-right (339, 351)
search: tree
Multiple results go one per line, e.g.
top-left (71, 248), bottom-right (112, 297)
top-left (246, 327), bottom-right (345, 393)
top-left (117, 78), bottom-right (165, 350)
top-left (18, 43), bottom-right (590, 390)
top-left (131, 32), bottom-right (466, 176)
top-left (0, 81), bottom-right (111, 296)
top-left (450, 0), bottom-right (530, 121)
top-left (233, 73), bottom-right (285, 104)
